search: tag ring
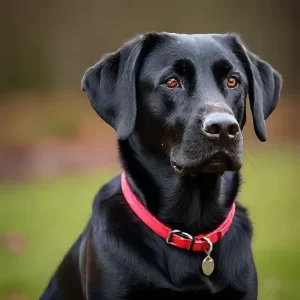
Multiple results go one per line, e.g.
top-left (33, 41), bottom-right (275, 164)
top-left (202, 236), bottom-right (213, 256)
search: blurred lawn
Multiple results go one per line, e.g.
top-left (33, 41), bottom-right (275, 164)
top-left (0, 149), bottom-right (299, 299)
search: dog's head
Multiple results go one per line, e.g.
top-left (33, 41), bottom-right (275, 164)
top-left (82, 33), bottom-right (282, 176)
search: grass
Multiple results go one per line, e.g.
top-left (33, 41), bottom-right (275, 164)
top-left (0, 149), bottom-right (299, 299)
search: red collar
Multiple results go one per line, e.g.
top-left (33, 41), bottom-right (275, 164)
top-left (121, 172), bottom-right (236, 252)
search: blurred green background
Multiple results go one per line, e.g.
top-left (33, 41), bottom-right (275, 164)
top-left (0, 1), bottom-right (299, 299)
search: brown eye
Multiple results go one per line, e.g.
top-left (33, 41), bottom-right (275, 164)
top-left (227, 76), bottom-right (239, 89)
top-left (166, 78), bottom-right (181, 88)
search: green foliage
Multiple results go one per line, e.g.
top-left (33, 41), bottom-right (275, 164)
top-left (0, 150), bottom-right (299, 299)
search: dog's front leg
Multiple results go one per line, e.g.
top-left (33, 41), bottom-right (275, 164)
top-left (40, 235), bottom-right (86, 300)
top-left (240, 271), bottom-right (258, 300)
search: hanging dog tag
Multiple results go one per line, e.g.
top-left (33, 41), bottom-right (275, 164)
top-left (201, 237), bottom-right (214, 276)
top-left (202, 255), bottom-right (215, 276)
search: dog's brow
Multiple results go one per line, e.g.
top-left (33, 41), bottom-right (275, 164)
top-left (173, 59), bottom-right (195, 73)
top-left (212, 59), bottom-right (233, 76)
top-left (173, 59), bottom-right (196, 80)
top-left (211, 59), bottom-right (235, 96)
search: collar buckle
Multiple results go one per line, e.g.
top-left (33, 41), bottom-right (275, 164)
top-left (166, 229), bottom-right (195, 250)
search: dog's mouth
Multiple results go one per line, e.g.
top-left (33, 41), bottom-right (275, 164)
top-left (170, 152), bottom-right (240, 177)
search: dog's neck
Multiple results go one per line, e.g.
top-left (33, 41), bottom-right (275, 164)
top-left (118, 133), bottom-right (239, 236)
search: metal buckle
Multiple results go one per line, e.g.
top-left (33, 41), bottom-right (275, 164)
top-left (166, 229), bottom-right (195, 251)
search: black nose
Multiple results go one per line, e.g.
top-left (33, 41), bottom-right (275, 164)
top-left (203, 113), bottom-right (239, 140)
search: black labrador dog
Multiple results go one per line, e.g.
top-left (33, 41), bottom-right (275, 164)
top-left (40, 32), bottom-right (282, 300)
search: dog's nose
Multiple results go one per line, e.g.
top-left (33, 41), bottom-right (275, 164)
top-left (203, 113), bottom-right (239, 140)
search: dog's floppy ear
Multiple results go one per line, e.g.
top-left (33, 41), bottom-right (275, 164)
top-left (81, 34), bottom-right (157, 140)
top-left (230, 35), bottom-right (283, 142)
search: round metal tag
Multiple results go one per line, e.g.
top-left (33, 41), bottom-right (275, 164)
top-left (202, 256), bottom-right (215, 276)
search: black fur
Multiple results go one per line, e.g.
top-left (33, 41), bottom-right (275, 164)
top-left (41, 32), bottom-right (282, 300)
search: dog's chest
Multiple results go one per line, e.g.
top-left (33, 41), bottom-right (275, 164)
top-left (124, 287), bottom-right (243, 300)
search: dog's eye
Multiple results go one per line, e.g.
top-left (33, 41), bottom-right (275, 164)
top-left (226, 76), bottom-right (239, 89)
top-left (166, 78), bottom-right (182, 89)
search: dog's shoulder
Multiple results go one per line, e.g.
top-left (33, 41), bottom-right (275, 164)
top-left (92, 174), bottom-right (123, 211)
top-left (90, 174), bottom-right (129, 233)
top-left (234, 202), bottom-right (253, 234)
